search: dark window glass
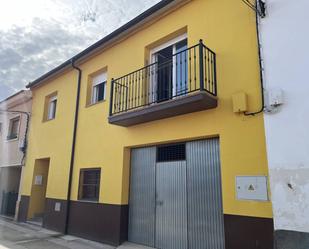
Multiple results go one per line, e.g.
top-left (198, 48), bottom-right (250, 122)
top-left (156, 45), bottom-right (173, 102)
top-left (7, 118), bottom-right (19, 140)
top-left (93, 81), bottom-right (106, 103)
top-left (175, 39), bottom-right (188, 95)
top-left (47, 97), bottom-right (57, 120)
top-left (97, 82), bottom-right (105, 101)
top-left (157, 143), bottom-right (186, 162)
top-left (78, 169), bottom-right (101, 201)
top-left (51, 99), bottom-right (57, 119)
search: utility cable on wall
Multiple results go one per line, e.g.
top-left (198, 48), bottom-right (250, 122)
top-left (241, 0), bottom-right (266, 116)
top-left (242, 0), bottom-right (266, 18)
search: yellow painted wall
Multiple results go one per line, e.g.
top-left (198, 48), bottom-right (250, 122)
top-left (22, 0), bottom-right (272, 219)
top-left (22, 70), bottom-right (77, 199)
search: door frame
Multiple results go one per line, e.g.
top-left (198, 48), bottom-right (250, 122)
top-left (149, 33), bottom-right (188, 102)
top-left (128, 138), bottom-right (225, 249)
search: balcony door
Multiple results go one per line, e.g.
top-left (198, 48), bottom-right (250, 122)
top-left (156, 45), bottom-right (173, 102)
top-left (150, 34), bottom-right (188, 103)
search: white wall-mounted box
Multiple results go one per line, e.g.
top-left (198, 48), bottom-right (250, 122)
top-left (268, 88), bottom-right (284, 107)
top-left (236, 176), bottom-right (268, 201)
top-left (55, 202), bottom-right (61, 212)
top-left (34, 175), bottom-right (43, 185)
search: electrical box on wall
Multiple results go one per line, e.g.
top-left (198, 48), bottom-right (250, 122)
top-left (34, 175), bottom-right (43, 185)
top-left (232, 92), bottom-right (248, 113)
top-left (55, 202), bottom-right (61, 212)
top-left (236, 176), bottom-right (268, 201)
top-left (268, 88), bottom-right (284, 107)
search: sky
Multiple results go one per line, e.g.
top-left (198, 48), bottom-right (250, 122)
top-left (0, 0), bottom-right (160, 101)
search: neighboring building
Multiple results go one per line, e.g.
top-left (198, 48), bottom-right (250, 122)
top-left (260, 0), bottom-right (309, 247)
top-left (0, 90), bottom-right (32, 218)
top-left (18, 0), bottom-right (273, 248)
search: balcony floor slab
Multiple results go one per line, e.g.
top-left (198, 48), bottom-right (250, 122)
top-left (108, 91), bottom-right (217, 127)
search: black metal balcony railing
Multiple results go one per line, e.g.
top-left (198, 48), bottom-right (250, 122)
top-left (109, 40), bottom-right (217, 116)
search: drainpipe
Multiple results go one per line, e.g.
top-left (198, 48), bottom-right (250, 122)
top-left (244, 0), bottom-right (265, 116)
top-left (64, 59), bottom-right (82, 234)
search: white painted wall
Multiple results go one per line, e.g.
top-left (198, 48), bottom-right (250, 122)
top-left (0, 91), bottom-right (32, 167)
top-left (260, 0), bottom-right (309, 233)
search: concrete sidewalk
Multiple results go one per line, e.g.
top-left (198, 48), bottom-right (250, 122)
top-left (0, 217), bottom-right (153, 249)
top-left (117, 242), bottom-right (154, 249)
top-left (0, 217), bottom-right (114, 249)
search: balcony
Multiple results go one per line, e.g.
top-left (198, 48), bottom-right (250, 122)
top-left (108, 40), bottom-right (217, 127)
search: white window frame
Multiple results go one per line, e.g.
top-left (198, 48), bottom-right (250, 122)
top-left (91, 72), bottom-right (107, 104)
top-left (149, 33), bottom-right (188, 102)
top-left (47, 95), bottom-right (57, 120)
top-left (7, 116), bottom-right (20, 140)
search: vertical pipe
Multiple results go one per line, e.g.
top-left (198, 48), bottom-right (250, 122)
top-left (199, 39), bottom-right (205, 91)
top-left (65, 59), bottom-right (82, 234)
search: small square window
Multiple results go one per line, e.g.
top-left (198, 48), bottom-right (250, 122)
top-left (91, 73), bottom-right (107, 104)
top-left (7, 117), bottom-right (20, 140)
top-left (78, 168), bottom-right (101, 202)
top-left (46, 95), bottom-right (57, 120)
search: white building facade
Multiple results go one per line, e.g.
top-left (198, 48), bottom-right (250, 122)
top-left (259, 0), bottom-right (309, 247)
top-left (0, 90), bottom-right (32, 219)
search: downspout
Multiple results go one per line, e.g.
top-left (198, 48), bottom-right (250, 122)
top-left (244, 0), bottom-right (265, 116)
top-left (64, 59), bottom-right (82, 234)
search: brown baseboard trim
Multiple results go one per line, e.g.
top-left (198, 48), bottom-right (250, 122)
top-left (43, 198), bottom-right (68, 233)
top-left (20, 196), bottom-right (275, 248)
top-left (224, 214), bottom-right (274, 249)
top-left (67, 201), bottom-right (128, 246)
top-left (17, 195), bottom-right (29, 222)
top-left (17, 196), bottom-right (128, 246)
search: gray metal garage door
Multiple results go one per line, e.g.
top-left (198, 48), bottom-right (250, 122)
top-left (128, 138), bottom-right (225, 249)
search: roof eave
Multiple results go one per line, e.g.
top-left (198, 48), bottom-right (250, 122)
top-left (26, 0), bottom-right (189, 89)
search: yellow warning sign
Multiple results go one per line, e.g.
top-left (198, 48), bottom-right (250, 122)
top-left (248, 184), bottom-right (255, 191)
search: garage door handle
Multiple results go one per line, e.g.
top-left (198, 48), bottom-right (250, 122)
top-left (156, 200), bottom-right (164, 206)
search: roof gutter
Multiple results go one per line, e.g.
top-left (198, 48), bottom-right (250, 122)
top-left (64, 59), bottom-right (82, 234)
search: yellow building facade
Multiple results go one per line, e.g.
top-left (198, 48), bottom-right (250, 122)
top-left (18, 0), bottom-right (274, 248)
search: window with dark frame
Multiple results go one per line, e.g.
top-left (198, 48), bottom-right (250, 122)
top-left (7, 117), bottom-right (20, 140)
top-left (78, 168), bottom-right (101, 202)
